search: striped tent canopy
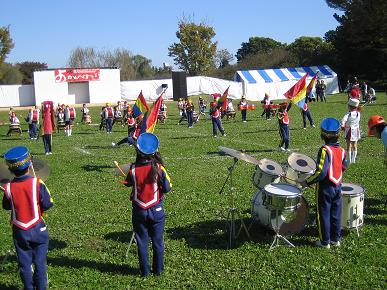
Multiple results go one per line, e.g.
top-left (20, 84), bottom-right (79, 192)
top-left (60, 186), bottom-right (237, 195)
top-left (234, 65), bottom-right (336, 84)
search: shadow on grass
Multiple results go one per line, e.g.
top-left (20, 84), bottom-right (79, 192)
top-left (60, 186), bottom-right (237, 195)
top-left (167, 218), bottom-right (273, 250)
top-left (83, 145), bottom-right (115, 149)
top-left (0, 283), bottom-right (18, 290)
top-left (49, 238), bottom-right (68, 251)
top-left (169, 135), bottom-right (209, 140)
top-left (81, 164), bottom-right (114, 172)
top-left (364, 216), bottom-right (387, 226)
top-left (48, 256), bottom-right (138, 275)
top-left (207, 148), bottom-right (275, 156)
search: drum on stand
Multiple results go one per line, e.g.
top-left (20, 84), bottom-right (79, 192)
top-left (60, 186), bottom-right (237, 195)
top-left (341, 183), bottom-right (365, 231)
top-left (84, 115), bottom-right (92, 124)
top-left (285, 153), bottom-right (316, 187)
top-left (251, 183), bottom-right (309, 235)
top-left (252, 158), bottom-right (283, 190)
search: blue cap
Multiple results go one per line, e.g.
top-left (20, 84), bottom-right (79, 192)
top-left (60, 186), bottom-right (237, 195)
top-left (4, 146), bottom-right (31, 171)
top-left (136, 133), bottom-right (159, 155)
top-left (321, 118), bottom-right (340, 134)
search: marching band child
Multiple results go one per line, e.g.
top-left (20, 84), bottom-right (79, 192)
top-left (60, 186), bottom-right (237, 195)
top-left (81, 103), bottom-right (90, 123)
top-left (26, 106), bottom-right (40, 139)
top-left (301, 99), bottom-right (315, 129)
top-left (261, 93), bottom-right (272, 120)
top-left (2, 146), bottom-right (54, 289)
top-left (57, 107), bottom-right (65, 129)
top-left (104, 103), bottom-right (114, 133)
top-left (112, 112), bottom-right (138, 147)
top-left (301, 118), bottom-right (347, 248)
top-left (341, 98), bottom-right (361, 164)
top-left (186, 99), bottom-right (194, 128)
top-left (210, 101), bottom-right (226, 137)
top-left (238, 96), bottom-right (248, 122)
top-left (64, 105), bottom-right (76, 136)
top-left (277, 102), bottom-right (291, 151)
top-left (198, 96), bottom-right (206, 117)
top-left (177, 98), bottom-right (186, 124)
top-left (42, 101), bottom-right (55, 155)
top-left (6, 112), bottom-right (21, 136)
top-left (123, 133), bottom-right (171, 276)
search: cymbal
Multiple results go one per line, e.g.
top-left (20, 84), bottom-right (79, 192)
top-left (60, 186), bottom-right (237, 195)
top-left (0, 158), bottom-right (50, 182)
top-left (218, 146), bottom-right (261, 166)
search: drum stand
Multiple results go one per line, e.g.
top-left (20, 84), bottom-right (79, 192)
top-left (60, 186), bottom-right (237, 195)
top-left (269, 208), bottom-right (295, 251)
top-left (219, 158), bottom-right (250, 248)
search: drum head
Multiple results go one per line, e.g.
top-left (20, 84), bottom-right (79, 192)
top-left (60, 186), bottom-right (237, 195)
top-left (277, 196), bottom-right (309, 235)
top-left (264, 183), bottom-right (301, 197)
top-left (341, 183), bottom-right (364, 196)
top-left (287, 153), bottom-right (316, 174)
top-left (258, 158), bottom-right (283, 176)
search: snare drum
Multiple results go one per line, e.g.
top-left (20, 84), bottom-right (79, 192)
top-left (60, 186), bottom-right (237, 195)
top-left (85, 115), bottom-right (92, 124)
top-left (251, 187), bottom-right (309, 235)
top-left (285, 153), bottom-right (316, 187)
top-left (262, 183), bottom-right (301, 210)
top-left (341, 183), bottom-right (364, 229)
top-left (252, 158), bottom-right (283, 189)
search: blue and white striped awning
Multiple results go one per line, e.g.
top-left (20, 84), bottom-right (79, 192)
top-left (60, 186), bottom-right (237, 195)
top-left (235, 65), bottom-right (336, 84)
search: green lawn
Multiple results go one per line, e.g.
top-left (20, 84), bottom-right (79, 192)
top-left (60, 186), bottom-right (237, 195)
top-left (0, 94), bottom-right (386, 289)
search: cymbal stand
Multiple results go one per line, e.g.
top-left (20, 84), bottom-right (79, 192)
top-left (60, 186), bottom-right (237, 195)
top-left (125, 231), bottom-right (137, 258)
top-left (269, 208), bottom-right (295, 251)
top-left (219, 158), bottom-right (250, 248)
top-left (0, 247), bottom-right (15, 271)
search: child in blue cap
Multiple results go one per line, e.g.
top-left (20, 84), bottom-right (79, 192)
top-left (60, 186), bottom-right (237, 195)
top-left (123, 133), bottom-right (172, 276)
top-left (2, 146), bottom-right (53, 289)
top-left (300, 118), bottom-right (348, 248)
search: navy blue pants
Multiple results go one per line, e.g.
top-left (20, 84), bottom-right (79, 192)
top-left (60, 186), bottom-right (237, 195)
top-left (29, 122), bottom-right (37, 139)
top-left (132, 201), bottom-right (165, 276)
top-left (279, 124), bottom-right (289, 149)
top-left (43, 134), bottom-right (52, 154)
top-left (212, 118), bottom-right (225, 136)
top-left (106, 118), bottom-right (113, 133)
top-left (317, 184), bottom-right (342, 245)
top-left (241, 110), bottom-right (247, 121)
top-left (187, 111), bottom-right (194, 127)
top-left (302, 110), bottom-right (314, 128)
top-left (13, 221), bottom-right (49, 290)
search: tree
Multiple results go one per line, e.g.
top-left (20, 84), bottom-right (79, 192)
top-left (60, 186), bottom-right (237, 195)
top-left (168, 19), bottom-right (217, 76)
top-left (0, 62), bottom-right (23, 84)
top-left (17, 61), bottom-right (48, 84)
top-left (238, 47), bottom-right (298, 70)
top-left (287, 36), bottom-right (335, 67)
top-left (236, 37), bottom-right (285, 62)
top-left (325, 0), bottom-right (387, 87)
top-left (0, 26), bottom-right (14, 64)
top-left (67, 47), bottom-right (154, 80)
top-left (215, 49), bottom-right (234, 68)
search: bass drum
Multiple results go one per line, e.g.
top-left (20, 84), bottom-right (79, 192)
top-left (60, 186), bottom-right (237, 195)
top-left (251, 191), bottom-right (309, 235)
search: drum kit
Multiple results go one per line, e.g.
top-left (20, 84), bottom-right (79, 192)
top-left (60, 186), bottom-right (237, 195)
top-left (219, 146), bottom-right (365, 250)
top-left (0, 156), bottom-right (50, 270)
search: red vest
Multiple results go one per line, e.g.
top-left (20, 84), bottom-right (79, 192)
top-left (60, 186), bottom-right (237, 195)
top-left (129, 164), bottom-right (161, 209)
top-left (4, 178), bottom-right (43, 230)
top-left (69, 108), bottom-right (75, 119)
top-left (32, 110), bottom-right (39, 122)
top-left (106, 107), bottom-right (113, 118)
top-left (212, 108), bottom-right (220, 118)
top-left (324, 145), bottom-right (345, 185)
top-left (303, 103), bottom-right (308, 112)
top-left (128, 116), bottom-right (136, 127)
top-left (282, 112), bottom-right (289, 124)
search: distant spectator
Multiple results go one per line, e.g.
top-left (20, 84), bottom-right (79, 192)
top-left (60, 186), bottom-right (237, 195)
top-left (360, 81), bottom-right (368, 101)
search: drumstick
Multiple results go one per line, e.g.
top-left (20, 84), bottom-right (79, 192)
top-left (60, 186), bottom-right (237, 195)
top-left (30, 162), bottom-right (37, 177)
top-left (113, 161), bottom-right (126, 177)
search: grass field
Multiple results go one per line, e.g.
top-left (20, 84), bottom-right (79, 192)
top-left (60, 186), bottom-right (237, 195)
top-left (0, 94), bottom-right (386, 289)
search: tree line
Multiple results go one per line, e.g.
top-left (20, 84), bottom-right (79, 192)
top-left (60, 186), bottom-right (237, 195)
top-left (0, 0), bottom-right (386, 89)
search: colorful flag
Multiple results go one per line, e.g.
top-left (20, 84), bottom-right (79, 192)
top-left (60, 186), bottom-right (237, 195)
top-left (297, 73), bottom-right (318, 109)
top-left (132, 91), bottom-right (149, 118)
top-left (140, 94), bottom-right (163, 133)
top-left (284, 73), bottom-right (308, 105)
top-left (217, 86), bottom-right (229, 111)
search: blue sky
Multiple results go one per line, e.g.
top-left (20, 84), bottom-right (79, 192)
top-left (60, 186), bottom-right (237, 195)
top-left (1, 0), bottom-right (340, 69)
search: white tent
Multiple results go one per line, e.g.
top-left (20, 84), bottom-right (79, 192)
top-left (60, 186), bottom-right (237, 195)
top-left (234, 65), bottom-right (339, 101)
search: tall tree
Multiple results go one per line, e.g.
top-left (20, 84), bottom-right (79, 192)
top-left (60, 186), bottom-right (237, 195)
top-left (287, 36), bottom-right (335, 67)
top-left (168, 18), bottom-right (217, 76)
top-left (0, 26), bottom-right (14, 63)
top-left (236, 37), bottom-right (285, 62)
top-left (67, 47), bottom-right (154, 80)
top-left (215, 49), bottom-right (234, 68)
top-left (0, 63), bottom-right (23, 84)
top-left (17, 61), bottom-right (48, 84)
top-left (325, 0), bottom-right (387, 86)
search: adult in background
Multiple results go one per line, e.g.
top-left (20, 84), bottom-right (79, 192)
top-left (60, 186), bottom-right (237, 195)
top-left (41, 101), bottom-right (55, 155)
top-left (360, 81), bottom-right (368, 101)
top-left (319, 80), bottom-right (327, 102)
top-left (368, 115), bottom-right (387, 166)
top-left (301, 118), bottom-right (347, 248)
top-left (123, 133), bottom-right (172, 276)
top-left (2, 146), bottom-right (54, 289)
